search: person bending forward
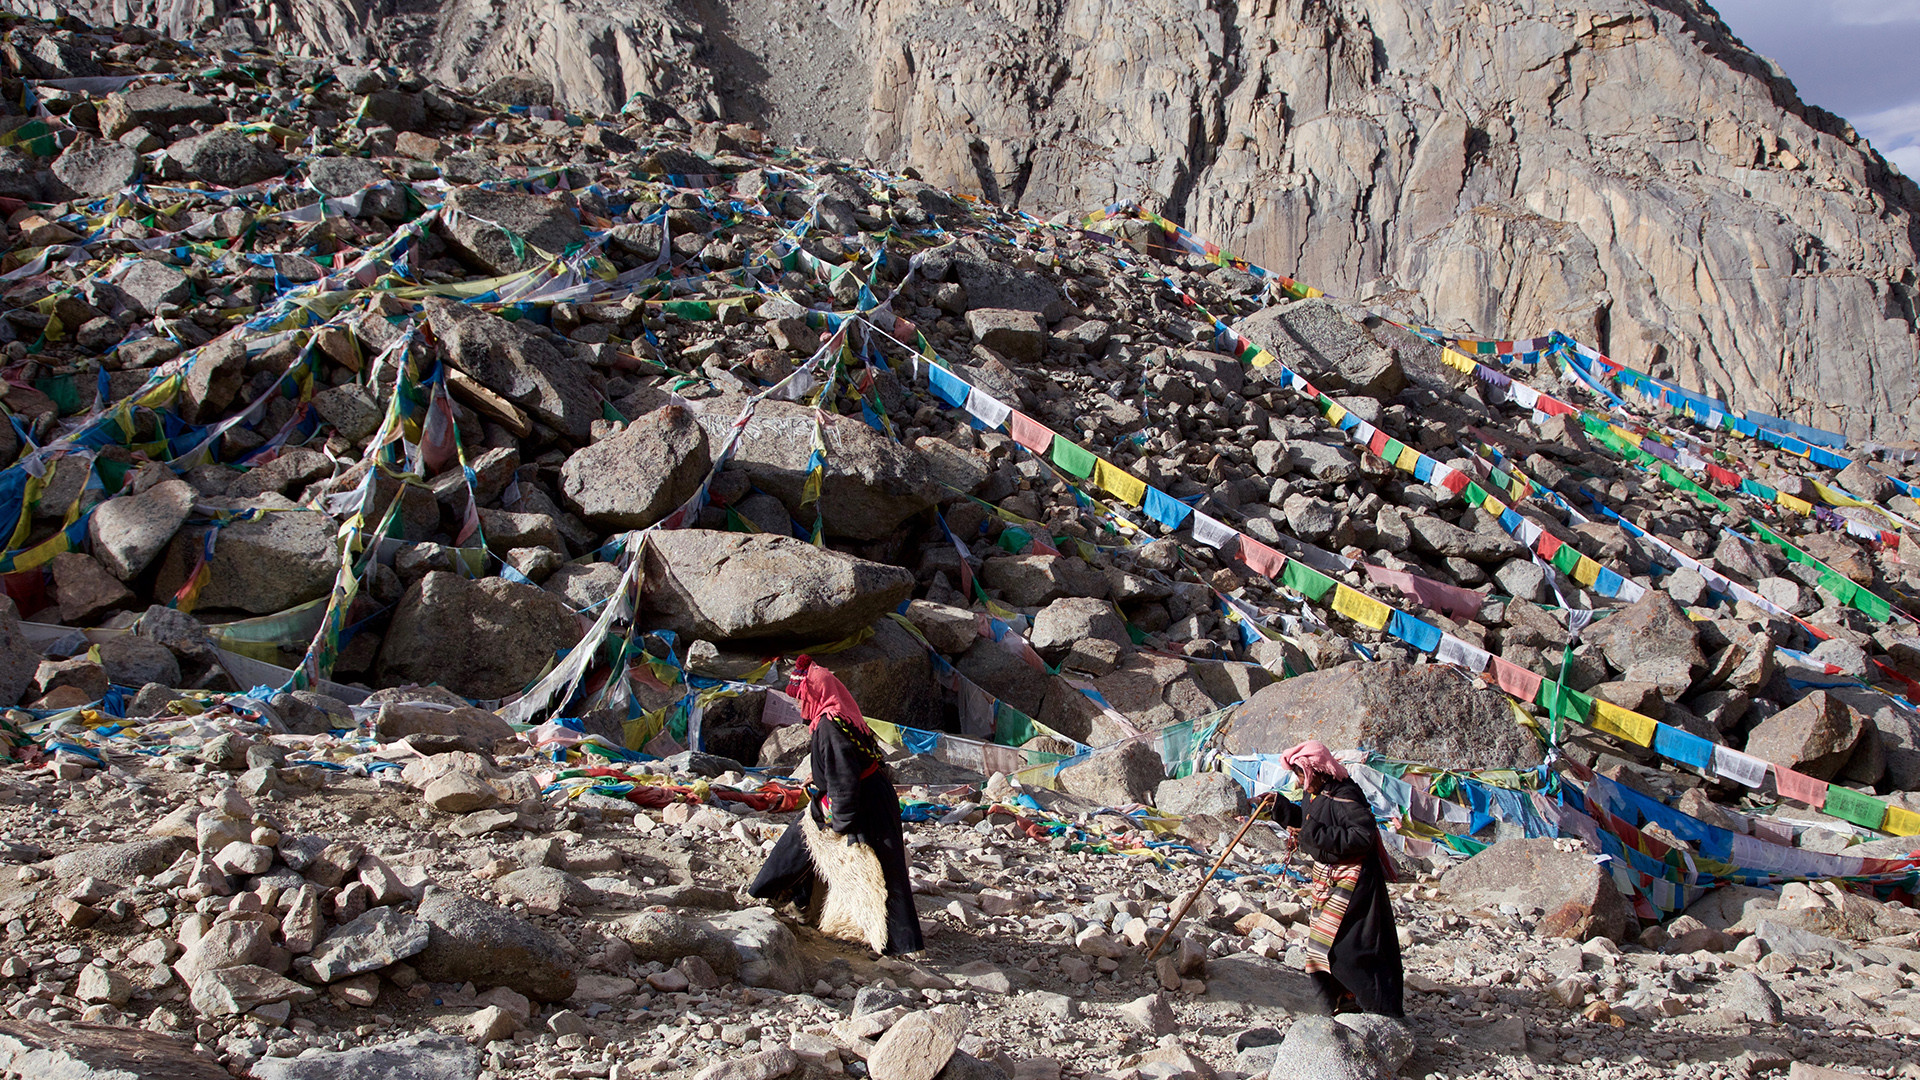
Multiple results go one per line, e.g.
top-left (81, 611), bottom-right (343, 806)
top-left (749, 657), bottom-right (924, 955)
top-left (1267, 740), bottom-right (1404, 1017)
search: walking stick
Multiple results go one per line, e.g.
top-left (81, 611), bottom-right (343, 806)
top-left (1147, 792), bottom-right (1276, 961)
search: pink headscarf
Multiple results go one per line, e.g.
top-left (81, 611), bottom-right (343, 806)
top-left (787, 656), bottom-right (869, 734)
top-left (1280, 740), bottom-right (1350, 784)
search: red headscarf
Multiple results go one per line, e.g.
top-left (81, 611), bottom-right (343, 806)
top-left (787, 656), bottom-right (869, 734)
top-left (1280, 739), bottom-right (1350, 784)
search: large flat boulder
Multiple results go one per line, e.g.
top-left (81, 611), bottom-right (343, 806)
top-left (88, 478), bottom-right (194, 581)
top-left (411, 888), bottom-right (577, 1002)
top-left (1225, 661), bottom-right (1543, 769)
top-left (427, 300), bottom-right (599, 442)
top-left (693, 398), bottom-right (937, 541)
top-left (1235, 299), bottom-right (1405, 400)
top-left (1059, 740), bottom-right (1164, 806)
top-left (640, 531), bottom-right (913, 644)
top-left (153, 511), bottom-right (339, 615)
top-left (251, 1034), bottom-right (477, 1080)
top-left (1587, 591), bottom-right (1705, 681)
top-left (100, 86), bottom-right (225, 138)
top-left (0, 597), bottom-right (39, 708)
top-left (560, 406), bottom-right (711, 529)
top-left (1743, 689), bottom-right (1873, 782)
top-left (437, 187), bottom-right (587, 275)
top-left (377, 572), bottom-right (583, 700)
top-left (165, 128), bottom-right (288, 187)
top-left (0, 1019), bottom-right (229, 1080)
top-left (1441, 838), bottom-right (1631, 942)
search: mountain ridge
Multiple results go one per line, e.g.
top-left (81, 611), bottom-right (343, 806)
top-left (9, 0), bottom-right (1920, 442)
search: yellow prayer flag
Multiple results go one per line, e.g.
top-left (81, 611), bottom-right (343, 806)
top-left (1250, 348), bottom-right (1277, 368)
top-left (1776, 493), bottom-right (1813, 515)
top-left (1810, 481), bottom-right (1866, 508)
top-left (1330, 584), bottom-right (1391, 630)
top-left (1092, 459), bottom-right (1147, 507)
top-left (1483, 497), bottom-right (1508, 519)
top-left (1590, 699), bottom-right (1656, 747)
top-left (1395, 444), bottom-right (1420, 472)
top-left (1442, 349), bottom-right (1477, 374)
top-left (1572, 555), bottom-right (1602, 587)
top-left (1325, 403), bottom-right (1348, 426)
top-left (1884, 806), bottom-right (1920, 837)
top-left (866, 718), bottom-right (902, 748)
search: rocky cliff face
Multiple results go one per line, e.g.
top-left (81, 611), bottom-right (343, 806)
top-left (17, 0), bottom-right (1920, 439)
top-left (850, 0), bottom-right (1920, 441)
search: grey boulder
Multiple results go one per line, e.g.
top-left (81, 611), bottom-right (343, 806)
top-left (412, 887), bottom-right (577, 1002)
top-left (1058, 740), bottom-right (1164, 807)
top-left (154, 511), bottom-right (339, 615)
top-left (1442, 838), bottom-right (1630, 943)
top-left (89, 478), bottom-right (195, 580)
top-left (695, 398), bottom-right (937, 541)
top-left (252, 1034), bottom-right (478, 1080)
top-left (166, 128), bottom-right (289, 187)
top-left (50, 135), bottom-right (139, 198)
top-left (437, 187), bottom-right (587, 275)
top-left (641, 530), bottom-right (914, 644)
top-left (427, 300), bottom-right (599, 442)
top-left (377, 571), bottom-right (583, 700)
top-left (1227, 661), bottom-right (1543, 771)
top-left (561, 406), bottom-right (712, 528)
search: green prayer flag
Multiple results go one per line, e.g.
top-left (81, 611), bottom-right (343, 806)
top-left (1463, 482), bottom-right (1488, 507)
top-left (994, 704), bottom-right (1039, 748)
top-left (1050, 438), bottom-right (1095, 479)
top-left (1823, 784), bottom-right (1887, 830)
top-left (1550, 543), bottom-right (1582, 575)
top-left (661, 300), bottom-right (715, 321)
top-left (32, 375), bottom-right (81, 417)
top-left (1280, 560), bottom-right (1336, 602)
top-left (1381, 438), bottom-right (1406, 463)
top-left (1854, 589), bottom-right (1893, 622)
top-left (1536, 679), bottom-right (1592, 725)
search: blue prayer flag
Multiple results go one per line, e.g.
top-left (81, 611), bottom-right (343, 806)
top-left (1143, 486), bottom-right (1194, 529)
top-left (1386, 609), bottom-right (1442, 653)
top-left (1651, 722), bottom-right (1715, 771)
top-left (928, 364), bottom-right (969, 408)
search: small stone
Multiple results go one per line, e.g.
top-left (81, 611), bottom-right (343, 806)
top-left (1116, 992), bottom-right (1175, 1036)
top-left (690, 1047), bottom-right (799, 1080)
top-left (867, 1008), bottom-right (965, 1080)
top-left (76, 965), bottom-right (134, 1006)
top-left (212, 841), bottom-right (274, 876)
top-left (469, 1004), bottom-right (519, 1042)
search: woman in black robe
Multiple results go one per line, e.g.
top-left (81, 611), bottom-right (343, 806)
top-left (748, 657), bottom-right (924, 955)
top-left (1267, 739), bottom-right (1404, 1017)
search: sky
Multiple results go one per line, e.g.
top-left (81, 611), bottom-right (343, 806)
top-left (1708, 0), bottom-right (1920, 177)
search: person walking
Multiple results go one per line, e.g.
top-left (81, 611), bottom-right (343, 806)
top-left (1267, 740), bottom-right (1404, 1017)
top-left (748, 657), bottom-right (924, 956)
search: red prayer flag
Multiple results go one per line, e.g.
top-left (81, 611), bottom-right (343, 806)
top-left (1009, 411), bottom-right (1055, 455)
top-left (1238, 537), bottom-right (1287, 579)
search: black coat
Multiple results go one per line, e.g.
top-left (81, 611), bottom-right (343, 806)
top-left (1272, 777), bottom-right (1404, 1017)
top-left (749, 719), bottom-right (924, 954)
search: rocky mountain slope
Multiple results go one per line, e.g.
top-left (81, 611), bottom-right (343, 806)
top-left (2, 9), bottom-right (1920, 1080)
top-left (12, 0), bottom-right (1920, 441)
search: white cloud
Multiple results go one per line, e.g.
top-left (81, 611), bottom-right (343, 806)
top-left (1830, 0), bottom-right (1920, 25)
top-left (1889, 145), bottom-right (1920, 178)
top-left (1857, 101), bottom-right (1920, 146)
